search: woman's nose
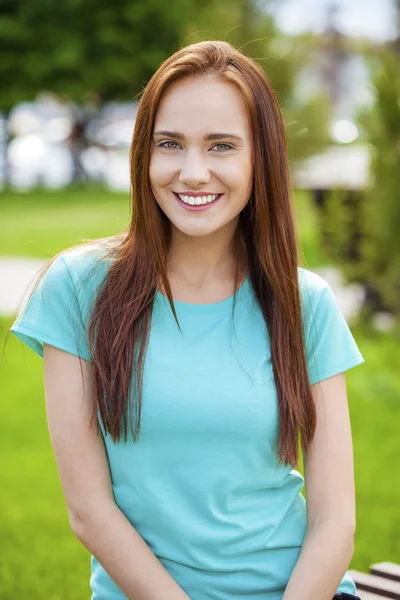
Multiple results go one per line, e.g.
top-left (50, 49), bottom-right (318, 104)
top-left (178, 151), bottom-right (211, 186)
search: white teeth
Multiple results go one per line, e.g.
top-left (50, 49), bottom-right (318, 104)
top-left (177, 193), bottom-right (219, 206)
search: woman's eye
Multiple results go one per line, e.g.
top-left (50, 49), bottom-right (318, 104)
top-left (159, 141), bottom-right (180, 149)
top-left (157, 141), bottom-right (233, 151)
top-left (213, 143), bottom-right (233, 152)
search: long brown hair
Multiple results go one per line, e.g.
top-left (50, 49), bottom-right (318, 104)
top-left (5, 41), bottom-right (316, 469)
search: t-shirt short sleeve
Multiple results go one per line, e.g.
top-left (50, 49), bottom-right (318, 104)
top-left (10, 253), bottom-right (91, 361)
top-left (301, 271), bottom-right (365, 385)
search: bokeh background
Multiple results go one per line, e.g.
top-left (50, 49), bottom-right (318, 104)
top-left (0, 0), bottom-right (399, 598)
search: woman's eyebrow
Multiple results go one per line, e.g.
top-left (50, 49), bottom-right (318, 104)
top-left (153, 130), bottom-right (244, 142)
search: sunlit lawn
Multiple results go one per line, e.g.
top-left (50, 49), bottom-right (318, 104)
top-left (1, 186), bottom-right (399, 598)
top-left (1, 323), bottom-right (90, 599)
top-left (2, 318), bottom-right (399, 599)
top-left (0, 184), bottom-right (328, 267)
top-left (0, 185), bottom-right (131, 258)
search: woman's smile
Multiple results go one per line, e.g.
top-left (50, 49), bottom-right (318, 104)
top-left (173, 191), bottom-right (224, 211)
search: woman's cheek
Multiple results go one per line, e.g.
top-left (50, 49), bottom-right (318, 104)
top-left (149, 155), bottom-right (170, 186)
top-left (218, 159), bottom-right (248, 185)
top-left (155, 155), bottom-right (179, 183)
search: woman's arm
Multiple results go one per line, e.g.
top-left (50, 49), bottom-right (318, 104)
top-left (43, 343), bottom-right (190, 600)
top-left (283, 372), bottom-right (357, 600)
top-left (282, 519), bottom-right (354, 600)
top-left (74, 502), bottom-right (191, 600)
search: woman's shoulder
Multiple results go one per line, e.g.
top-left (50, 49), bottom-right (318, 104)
top-left (35, 240), bottom-right (116, 318)
top-left (297, 266), bottom-right (329, 297)
top-left (61, 240), bottom-right (113, 272)
top-left (53, 240), bottom-right (115, 291)
top-left (297, 266), bottom-right (332, 317)
top-left (296, 267), bottom-right (364, 383)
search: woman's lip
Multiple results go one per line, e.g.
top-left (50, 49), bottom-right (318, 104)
top-left (174, 192), bottom-right (222, 197)
top-left (173, 192), bottom-right (223, 211)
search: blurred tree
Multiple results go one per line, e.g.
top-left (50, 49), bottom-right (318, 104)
top-left (322, 50), bottom-right (400, 318)
top-left (183, 1), bottom-right (331, 162)
top-left (0, 0), bottom-right (330, 162)
top-left (0, 0), bottom-right (200, 110)
top-left (357, 50), bottom-right (400, 317)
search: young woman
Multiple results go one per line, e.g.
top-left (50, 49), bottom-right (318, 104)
top-left (9, 41), bottom-right (364, 600)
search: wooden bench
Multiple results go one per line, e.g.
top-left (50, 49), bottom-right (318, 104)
top-left (348, 562), bottom-right (400, 599)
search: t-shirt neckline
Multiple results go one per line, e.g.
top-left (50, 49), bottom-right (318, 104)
top-left (155, 275), bottom-right (251, 315)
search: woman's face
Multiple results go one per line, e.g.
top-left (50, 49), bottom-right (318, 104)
top-left (149, 75), bottom-right (253, 239)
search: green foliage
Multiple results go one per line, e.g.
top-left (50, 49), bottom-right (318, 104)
top-left (0, 0), bottom-right (199, 110)
top-left (321, 51), bottom-right (400, 317)
top-left (358, 52), bottom-right (400, 315)
top-left (1, 0), bottom-right (331, 162)
top-left (285, 91), bottom-right (331, 162)
top-left (183, 4), bottom-right (331, 162)
top-left (322, 188), bottom-right (364, 279)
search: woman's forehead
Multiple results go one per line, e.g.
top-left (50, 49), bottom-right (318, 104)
top-left (154, 77), bottom-right (251, 138)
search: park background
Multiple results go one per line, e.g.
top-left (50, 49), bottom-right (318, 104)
top-left (0, 0), bottom-right (399, 598)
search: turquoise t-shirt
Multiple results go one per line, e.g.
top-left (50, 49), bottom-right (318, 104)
top-left (10, 244), bottom-right (365, 600)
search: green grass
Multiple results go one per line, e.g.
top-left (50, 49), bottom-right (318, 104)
top-left (1, 186), bottom-right (399, 597)
top-left (0, 185), bottom-right (131, 258)
top-left (0, 321), bottom-right (90, 599)
top-left (0, 185), bottom-right (327, 267)
top-left (1, 319), bottom-right (399, 598)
